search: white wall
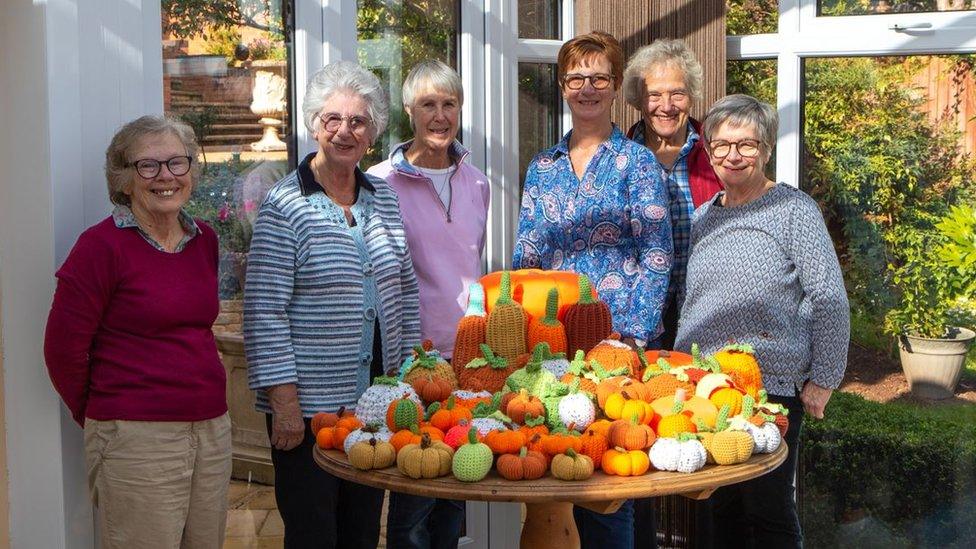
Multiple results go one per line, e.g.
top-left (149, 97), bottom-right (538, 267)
top-left (0, 2), bottom-right (69, 547)
top-left (1, 0), bottom-right (165, 546)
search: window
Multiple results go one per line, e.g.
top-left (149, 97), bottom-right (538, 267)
top-left (162, 0), bottom-right (295, 300)
top-left (518, 63), bottom-right (562, 190)
top-left (519, 0), bottom-right (562, 39)
top-left (819, 0), bottom-right (976, 16)
top-left (357, 0), bottom-right (461, 167)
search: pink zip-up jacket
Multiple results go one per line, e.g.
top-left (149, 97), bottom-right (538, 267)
top-left (367, 140), bottom-right (490, 359)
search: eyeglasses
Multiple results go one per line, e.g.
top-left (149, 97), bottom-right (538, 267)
top-left (562, 73), bottom-right (615, 90)
top-left (126, 156), bottom-right (193, 179)
top-left (708, 139), bottom-right (763, 159)
top-left (319, 113), bottom-right (373, 134)
top-left (644, 90), bottom-right (689, 105)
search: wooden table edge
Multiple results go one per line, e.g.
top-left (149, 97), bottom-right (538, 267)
top-left (313, 443), bottom-right (786, 506)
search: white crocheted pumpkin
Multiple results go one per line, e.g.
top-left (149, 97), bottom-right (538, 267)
top-left (649, 436), bottom-right (707, 473)
top-left (343, 425), bottom-right (394, 454)
top-left (354, 376), bottom-right (421, 426)
top-left (557, 392), bottom-right (595, 431)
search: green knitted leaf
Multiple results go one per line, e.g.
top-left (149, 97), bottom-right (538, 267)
top-left (372, 375), bottom-right (399, 386)
top-left (721, 342), bottom-right (755, 354)
top-left (567, 350), bottom-right (588, 376)
top-left (425, 401), bottom-right (441, 420)
top-left (523, 414), bottom-right (546, 428)
top-left (471, 401), bottom-right (494, 418)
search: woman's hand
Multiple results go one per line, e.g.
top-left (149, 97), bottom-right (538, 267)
top-left (267, 383), bottom-right (305, 451)
top-left (801, 381), bottom-right (833, 419)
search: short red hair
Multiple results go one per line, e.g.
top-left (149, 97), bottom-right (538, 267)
top-left (557, 31), bottom-right (624, 90)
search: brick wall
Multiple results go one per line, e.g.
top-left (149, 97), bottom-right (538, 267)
top-left (214, 299), bottom-right (243, 334)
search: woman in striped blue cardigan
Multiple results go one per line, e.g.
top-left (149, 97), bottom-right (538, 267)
top-left (243, 61), bottom-right (421, 549)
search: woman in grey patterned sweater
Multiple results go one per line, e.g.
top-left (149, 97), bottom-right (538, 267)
top-left (675, 94), bottom-right (849, 548)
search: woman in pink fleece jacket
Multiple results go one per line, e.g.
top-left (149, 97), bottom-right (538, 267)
top-left (367, 59), bottom-right (489, 549)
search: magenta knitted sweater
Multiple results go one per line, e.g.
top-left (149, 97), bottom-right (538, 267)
top-left (45, 216), bottom-right (227, 425)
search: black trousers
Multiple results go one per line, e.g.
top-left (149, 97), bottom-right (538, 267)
top-left (265, 415), bottom-right (385, 549)
top-left (696, 392), bottom-right (805, 548)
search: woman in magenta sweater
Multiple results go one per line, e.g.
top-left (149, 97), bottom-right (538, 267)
top-left (44, 116), bottom-right (230, 549)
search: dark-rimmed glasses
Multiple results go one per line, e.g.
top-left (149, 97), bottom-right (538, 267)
top-left (708, 139), bottom-right (762, 159)
top-left (126, 156), bottom-right (192, 179)
top-left (562, 73), bottom-right (615, 90)
top-left (319, 113), bottom-right (373, 135)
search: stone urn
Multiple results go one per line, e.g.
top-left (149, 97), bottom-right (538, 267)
top-left (898, 327), bottom-right (975, 399)
top-left (249, 70), bottom-right (287, 152)
top-left (215, 332), bottom-right (275, 484)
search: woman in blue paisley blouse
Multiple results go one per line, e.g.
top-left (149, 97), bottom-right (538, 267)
top-left (512, 31), bottom-right (672, 549)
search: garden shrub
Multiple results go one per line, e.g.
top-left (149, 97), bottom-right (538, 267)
top-left (801, 391), bottom-right (976, 546)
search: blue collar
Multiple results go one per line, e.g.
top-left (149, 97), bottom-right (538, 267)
top-left (553, 124), bottom-right (628, 158)
top-left (297, 152), bottom-right (375, 197)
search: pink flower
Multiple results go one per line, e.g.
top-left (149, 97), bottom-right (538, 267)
top-left (218, 203), bottom-right (231, 222)
top-left (243, 199), bottom-right (257, 213)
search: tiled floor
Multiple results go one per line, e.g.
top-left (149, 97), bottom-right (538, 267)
top-left (223, 480), bottom-right (390, 548)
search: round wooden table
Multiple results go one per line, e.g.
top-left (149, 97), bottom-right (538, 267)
top-left (314, 444), bottom-right (787, 548)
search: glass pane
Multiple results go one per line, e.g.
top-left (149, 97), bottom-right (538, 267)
top-left (800, 55), bottom-right (976, 547)
top-left (357, 0), bottom-right (460, 168)
top-left (519, 0), bottom-right (561, 39)
top-left (819, 0), bottom-right (976, 16)
top-left (726, 0), bottom-right (778, 35)
top-left (518, 63), bottom-right (563, 194)
top-left (162, 0), bottom-right (296, 301)
top-left (726, 58), bottom-right (777, 178)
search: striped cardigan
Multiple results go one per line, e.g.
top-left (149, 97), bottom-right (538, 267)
top-left (243, 164), bottom-right (421, 416)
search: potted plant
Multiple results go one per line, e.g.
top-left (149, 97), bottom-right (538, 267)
top-left (884, 203), bottom-right (976, 399)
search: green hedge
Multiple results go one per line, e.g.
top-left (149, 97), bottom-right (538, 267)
top-left (800, 391), bottom-right (976, 546)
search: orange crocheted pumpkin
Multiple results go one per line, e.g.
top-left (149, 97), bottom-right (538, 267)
top-left (586, 338), bottom-right (640, 376)
top-left (526, 287), bottom-right (568, 353)
top-left (578, 427), bottom-right (610, 470)
top-left (714, 343), bottom-right (763, 399)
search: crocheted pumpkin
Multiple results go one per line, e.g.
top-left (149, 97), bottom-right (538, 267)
top-left (603, 391), bottom-right (654, 424)
top-left (386, 396), bottom-right (425, 432)
top-left (607, 415), bottom-right (656, 451)
top-left (390, 424), bottom-right (445, 452)
top-left (459, 344), bottom-right (516, 393)
top-left (694, 372), bottom-right (736, 400)
top-left (697, 405), bottom-right (754, 465)
top-left (452, 428), bottom-right (494, 482)
top-left (563, 275), bottom-right (613, 356)
top-left (444, 420), bottom-right (475, 450)
top-left (355, 376), bottom-right (422, 426)
top-left (656, 398), bottom-right (698, 439)
top-left (755, 389), bottom-right (790, 437)
top-left (505, 389), bottom-right (547, 425)
top-left (518, 415), bottom-right (550, 443)
top-left (602, 446), bottom-right (651, 476)
top-left (714, 343), bottom-right (763, 398)
top-left (452, 283), bottom-right (488, 377)
top-left (650, 394), bottom-right (718, 430)
top-left (343, 424), bottom-right (394, 455)
top-left (505, 343), bottom-right (559, 397)
top-left (315, 423), bottom-right (355, 451)
top-left (550, 448), bottom-right (594, 481)
top-left (642, 359), bottom-right (696, 402)
top-left (428, 395), bottom-right (474, 431)
top-left (709, 387), bottom-right (745, 417)
top-left (445, 390), bottom-right (494, 411)
top-left (586, 338), bottom-right (640, 377)
top-left (557, 384), bottom-right (596, 431)
top-left (311, 406), bottom-right (357, 435)
top-left (402, 346), bottom-right (457, 402)
top-left (496, 446), bottom-right (548, 481)
top-left (348, 438), bottom-right (396, 470)
top-left (541, 425), bottom-right (583, 458)
top-left (485, 272), bottom-right (527, 362)
top-left (540, 351), bottom-right (572, 379)
top-left (527, 287), bottom-right (568, 354)
top-left (397, 432), bottom-right (455, 479)
top-left (649, 434), bottom-right (707, 473)
top-left (578, 427), bottom-right (610, 471)
top-left (730, 395), bottom-right (782, 453)
top-left (484, 427), bottom-right (527, 455)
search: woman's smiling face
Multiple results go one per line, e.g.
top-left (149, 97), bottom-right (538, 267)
top-left (561, 54), bottom-right (616, 125)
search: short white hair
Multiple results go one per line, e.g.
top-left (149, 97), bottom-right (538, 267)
top-left (302, 61), bottom-right (389, 140)
top-left (703, 94), bottom-right (778, 153)
top-left (622, 39), bottom-right (704, 111)
top-left (402, 59), bottom-right (463, 109)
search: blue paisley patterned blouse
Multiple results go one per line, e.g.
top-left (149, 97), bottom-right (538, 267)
top-left (513, 126), bottom-right (673, 342)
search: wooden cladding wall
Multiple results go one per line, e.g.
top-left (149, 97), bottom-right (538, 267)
top-left (575, 0), bottom-right (726, 131)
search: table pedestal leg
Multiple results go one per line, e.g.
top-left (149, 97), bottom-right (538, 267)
top-left (521, 502), bottom-right (579, 549)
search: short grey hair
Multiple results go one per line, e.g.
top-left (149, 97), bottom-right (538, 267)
top-left (402, 59), bottom-right (464, 109)
top-left (302, 61), bottom-right (389, 141)
top-left (622, 39), bottom-right (704, 111)
top-left (702, 94), bottom-right (779, 153)
top-left (104, 115), bottom-right (200, 206)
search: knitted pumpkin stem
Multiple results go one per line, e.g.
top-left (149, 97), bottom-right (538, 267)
top-left (519, 446), bottom-right (528, 458)
top-left (542, 287), bottom-right (560, 326)
top-left (466, 283), bottom-right (487, 317)
top-left (577, 275), bottom-right (595, 304)
top-left (496, 272), bottom-right (514, 306)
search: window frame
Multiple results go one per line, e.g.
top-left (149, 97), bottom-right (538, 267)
top-left (728, 0), bottom-right (976, 187)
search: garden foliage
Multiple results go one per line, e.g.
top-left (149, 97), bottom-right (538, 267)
top-left (802, 391), bottom-right (976, 546)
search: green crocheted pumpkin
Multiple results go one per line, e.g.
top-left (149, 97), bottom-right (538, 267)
top-left (452, 427), bottom-right (494, 482)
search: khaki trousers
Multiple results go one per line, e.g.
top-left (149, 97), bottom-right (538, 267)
top-left (84, 413), bottom-right (232, 549)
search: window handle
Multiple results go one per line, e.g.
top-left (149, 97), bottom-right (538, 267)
top-left (889, 23), bottom-right (933, 32)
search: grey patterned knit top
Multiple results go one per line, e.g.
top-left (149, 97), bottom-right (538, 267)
top-left (674, 183), bottom-right (850, 397)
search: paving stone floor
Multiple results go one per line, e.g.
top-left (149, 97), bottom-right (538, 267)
top-left (222, 479), bottom-right (390, 549)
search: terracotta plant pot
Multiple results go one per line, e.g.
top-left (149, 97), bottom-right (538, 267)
top-left (898, 327), bottom-right (975, 399)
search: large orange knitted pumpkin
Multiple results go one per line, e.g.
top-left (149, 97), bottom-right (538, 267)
top-left (480, 269), bottom-right (596, 320)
